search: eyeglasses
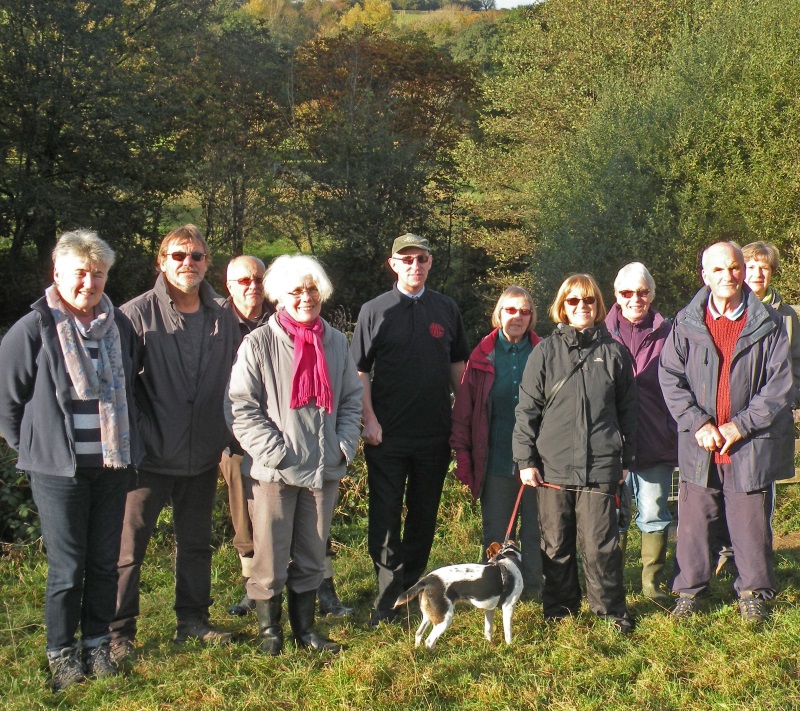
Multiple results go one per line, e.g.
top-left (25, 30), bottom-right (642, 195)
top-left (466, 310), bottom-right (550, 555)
top-left (618, 289), bottom-right (650, 299)
top-left (168, 251), bottom-right (207, 263)
top-left (565, 296), bottom-right (596, 306)
top-left (287, 286), bottom-right (320, 298)
top-left (230, 276), bottom-right (263, 287)
top-left (392, 255), bottom-right (430, 265)
top-left (502, 307), bottom-right (532, 316)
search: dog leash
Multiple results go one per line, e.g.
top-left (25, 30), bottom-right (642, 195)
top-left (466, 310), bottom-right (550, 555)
top-left (503, 484), bottom-right (526, 543)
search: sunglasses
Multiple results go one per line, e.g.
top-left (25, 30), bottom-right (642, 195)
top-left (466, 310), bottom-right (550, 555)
top-left (565, 296), bottom-right (596, 306)
top-left (392, 255), bottom-right (430, 265)
top-left (287, 286), bottom-right (320, 298)
top-left (168, 251), bottom-right (207, 263)
top-left (230, 276), bottom-right (263, 287)
top-left (618, 289), bottom-right (650, 299)
top-left (502, 307), bottom-right (532, 316)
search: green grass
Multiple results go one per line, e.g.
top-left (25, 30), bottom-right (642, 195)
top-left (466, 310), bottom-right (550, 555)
top-left (2, 480), bottom-right (800, 709)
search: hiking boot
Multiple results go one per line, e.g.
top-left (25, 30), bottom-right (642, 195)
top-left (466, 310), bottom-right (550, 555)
top-left (109, 639), bottom-right (137, 668)
top-left (671, 594), bottom-right (697, 618)
top-left (175, 618), bottom-right (233, 645)
top-left (48, 647), bottom-right (86, 692)
top-left (318, 577), bottom-right (353, 617)
top-left (82, 642), bottom-right (119, 679)
top-left (738, 591), bottom-right (768, 625)
top-left (369, 609), bottom-right (398, 628)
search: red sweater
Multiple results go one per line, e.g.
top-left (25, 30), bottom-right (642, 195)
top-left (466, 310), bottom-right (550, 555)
top-left (705, 308), bottom-right (747, 463)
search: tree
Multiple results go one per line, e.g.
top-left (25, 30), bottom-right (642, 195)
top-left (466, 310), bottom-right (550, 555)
top-left (529, 0), bottom-right (800, 315)
top-left (285, 30), bottom-right (479, 311)
top-left (0, 0), bottom-right (219, 317)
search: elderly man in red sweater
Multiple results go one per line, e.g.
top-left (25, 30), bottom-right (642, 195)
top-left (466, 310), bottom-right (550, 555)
top-left (659, 241), bottom-right (796, 624)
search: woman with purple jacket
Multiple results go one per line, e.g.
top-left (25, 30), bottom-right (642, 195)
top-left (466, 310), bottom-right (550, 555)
top-left (605, 262), bottom-right (678, 602)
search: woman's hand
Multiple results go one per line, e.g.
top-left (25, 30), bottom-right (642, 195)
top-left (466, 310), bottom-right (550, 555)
top-left (519, 467), bottom-right (543, 487)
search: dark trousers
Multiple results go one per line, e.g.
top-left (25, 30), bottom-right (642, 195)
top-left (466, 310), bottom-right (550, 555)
top-left (480, 473), bottom-right (543, 593)
top-left (219, 452), bottom-right (254, 565)
top-left (110, 467), bottom-right (218, 643)
top-left (537, 483), bottom-right (627, 620)
top-left (671, 463), bottom-right (776, 599)
top-left (365, 436), bottom-right (451, 612)
top-left (29, 468), bottom-right (129, 651)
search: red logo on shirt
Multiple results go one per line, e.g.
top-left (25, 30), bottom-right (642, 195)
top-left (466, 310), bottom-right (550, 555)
top-left (429, 323), bottom-right (445, 338)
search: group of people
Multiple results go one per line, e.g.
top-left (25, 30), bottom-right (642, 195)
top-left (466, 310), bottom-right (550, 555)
top-left (0, 226), bottom-right (797, 692)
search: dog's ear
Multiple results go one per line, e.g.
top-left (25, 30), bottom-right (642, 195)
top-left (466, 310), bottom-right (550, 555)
top-left (486, 542), bottom-right (502, 561)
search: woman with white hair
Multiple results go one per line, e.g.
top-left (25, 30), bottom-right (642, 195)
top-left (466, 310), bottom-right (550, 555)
top-left (227, 254), bottom-right (362, 655)
top-left (0, 230), bottom-right (141, 691)
top-left (605, 262), bottom-right (677, 602)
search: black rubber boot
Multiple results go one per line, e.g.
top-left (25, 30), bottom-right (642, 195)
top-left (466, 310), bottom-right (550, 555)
top-left (255, 594), bottom-right (284, 656)
top-left (287, 588), bottom-right (341, 653)
top-left (318, 577), bottom-right (353, 617)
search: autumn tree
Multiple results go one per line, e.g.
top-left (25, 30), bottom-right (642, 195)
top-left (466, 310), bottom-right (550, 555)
top-left (286, 30), bottom-right (479, 311)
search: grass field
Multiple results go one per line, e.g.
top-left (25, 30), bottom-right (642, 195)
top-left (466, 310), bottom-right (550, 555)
top-left (2, 473), bottom-right (800, 710)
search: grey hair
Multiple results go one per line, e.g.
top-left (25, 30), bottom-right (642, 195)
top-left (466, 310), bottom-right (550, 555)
top-left (264, 254), bottom-right (333, 306)
top-left (227, 255), bottom-right (266, 280)
top-left (614, 262), bottom-right (655, 297)
top-left (52, 229), bottom-right (115, 270)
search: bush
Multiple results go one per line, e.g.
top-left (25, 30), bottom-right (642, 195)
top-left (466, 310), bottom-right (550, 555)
top-left (0, 440), bottom-right (39, 543)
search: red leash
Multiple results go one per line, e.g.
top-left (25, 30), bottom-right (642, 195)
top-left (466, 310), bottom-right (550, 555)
top-left (504, 484), bottom-right (526, 542)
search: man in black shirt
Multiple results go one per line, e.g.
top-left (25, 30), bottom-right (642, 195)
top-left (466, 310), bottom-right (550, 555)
top-left (351, 233), bottom-right (469, 625)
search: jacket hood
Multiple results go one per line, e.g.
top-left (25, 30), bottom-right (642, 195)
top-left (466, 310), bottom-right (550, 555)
top-left (681, 283), bottom-right (777, 342)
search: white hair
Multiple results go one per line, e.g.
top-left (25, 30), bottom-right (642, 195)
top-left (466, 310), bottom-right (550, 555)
top-left (264, 254), bottom-right (333, 306)
top-left (614, 262), bottom-right (655, 296)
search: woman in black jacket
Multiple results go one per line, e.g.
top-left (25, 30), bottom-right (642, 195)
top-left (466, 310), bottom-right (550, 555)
top-left (513, 274), bottom-right (637, 632)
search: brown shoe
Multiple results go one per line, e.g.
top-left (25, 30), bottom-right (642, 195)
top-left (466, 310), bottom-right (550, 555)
top-left (175, 618), bottom-right (233, 645)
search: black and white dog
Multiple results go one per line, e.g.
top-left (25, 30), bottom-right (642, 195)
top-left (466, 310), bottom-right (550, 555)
top-left (393, 541), bottom-right (524, 649)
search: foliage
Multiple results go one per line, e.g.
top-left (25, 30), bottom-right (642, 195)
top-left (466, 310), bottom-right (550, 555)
top-left (286, 29), bottom-right (479, 310)
top-left (528, 0), bottom-right (800, 316)
top-left (0, 439), bottom-right (38, 543)
top-left (0, 0), bottom-right (219, 312)
top-left (340, 0), bottom-right (396, 33)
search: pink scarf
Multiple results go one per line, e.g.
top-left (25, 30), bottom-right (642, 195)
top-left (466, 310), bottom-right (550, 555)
top-left (276, 309), bottom-right (334, 413)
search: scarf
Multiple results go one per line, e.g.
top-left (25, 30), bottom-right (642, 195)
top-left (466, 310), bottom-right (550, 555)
top-left (45, 285), bottom-right (131, 468)
top-left (275, 308), bottom-right (333, 413)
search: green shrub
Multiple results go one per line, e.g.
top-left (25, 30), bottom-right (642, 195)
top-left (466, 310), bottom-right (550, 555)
top-left (0, 440), bottom-right (39, 543)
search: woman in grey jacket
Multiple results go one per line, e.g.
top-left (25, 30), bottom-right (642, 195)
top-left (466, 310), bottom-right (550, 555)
top-left (227, 254), bottom-right (362, 655)
top-left (0, 231), bottom-right (141, 691)
top-left (513, 274), bottom-right (637, 633)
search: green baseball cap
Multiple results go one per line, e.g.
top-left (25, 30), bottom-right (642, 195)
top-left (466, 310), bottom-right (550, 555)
top-left (391, 233), bottom-right (430, 255)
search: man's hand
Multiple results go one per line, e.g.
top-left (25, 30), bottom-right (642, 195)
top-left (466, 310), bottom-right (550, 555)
top-left (718, 421), bottom-right (743, 456)
top-left (361, 413), bottom-right (383, 446)
top-left (695, 422), bottom-right (724, 452)
top-left (519, 467), bottom-right (543, 487)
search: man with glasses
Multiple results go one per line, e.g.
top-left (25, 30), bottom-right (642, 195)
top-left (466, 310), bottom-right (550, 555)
top-left (659, 241), bottom-right (795, 624)
top-left (351, 233), bottom-right (469, 626)
top-left (110, 225), bottom-right (240, 664)
top-left (221, 256), bottom-right (272, 617)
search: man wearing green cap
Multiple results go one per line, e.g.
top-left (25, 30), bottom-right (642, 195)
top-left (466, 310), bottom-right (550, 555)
top-left (351, 233), bottom-right (469, 626)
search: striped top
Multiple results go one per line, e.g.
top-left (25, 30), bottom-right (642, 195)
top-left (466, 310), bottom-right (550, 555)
top-left (70, 336), bottom-right (103, 468)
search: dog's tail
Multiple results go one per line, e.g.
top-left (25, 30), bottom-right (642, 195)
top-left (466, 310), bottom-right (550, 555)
top-left (393, 578), bottom-right (430, 609)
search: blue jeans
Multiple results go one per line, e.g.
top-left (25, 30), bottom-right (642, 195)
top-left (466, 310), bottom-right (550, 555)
top-left (623, 464), bottom-right (673, 533)
top-left (29, 468), bottom-right (130, 652)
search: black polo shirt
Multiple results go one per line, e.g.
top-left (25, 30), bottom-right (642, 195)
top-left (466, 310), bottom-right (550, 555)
top-left (351, 284), bottom-right (469, 439)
